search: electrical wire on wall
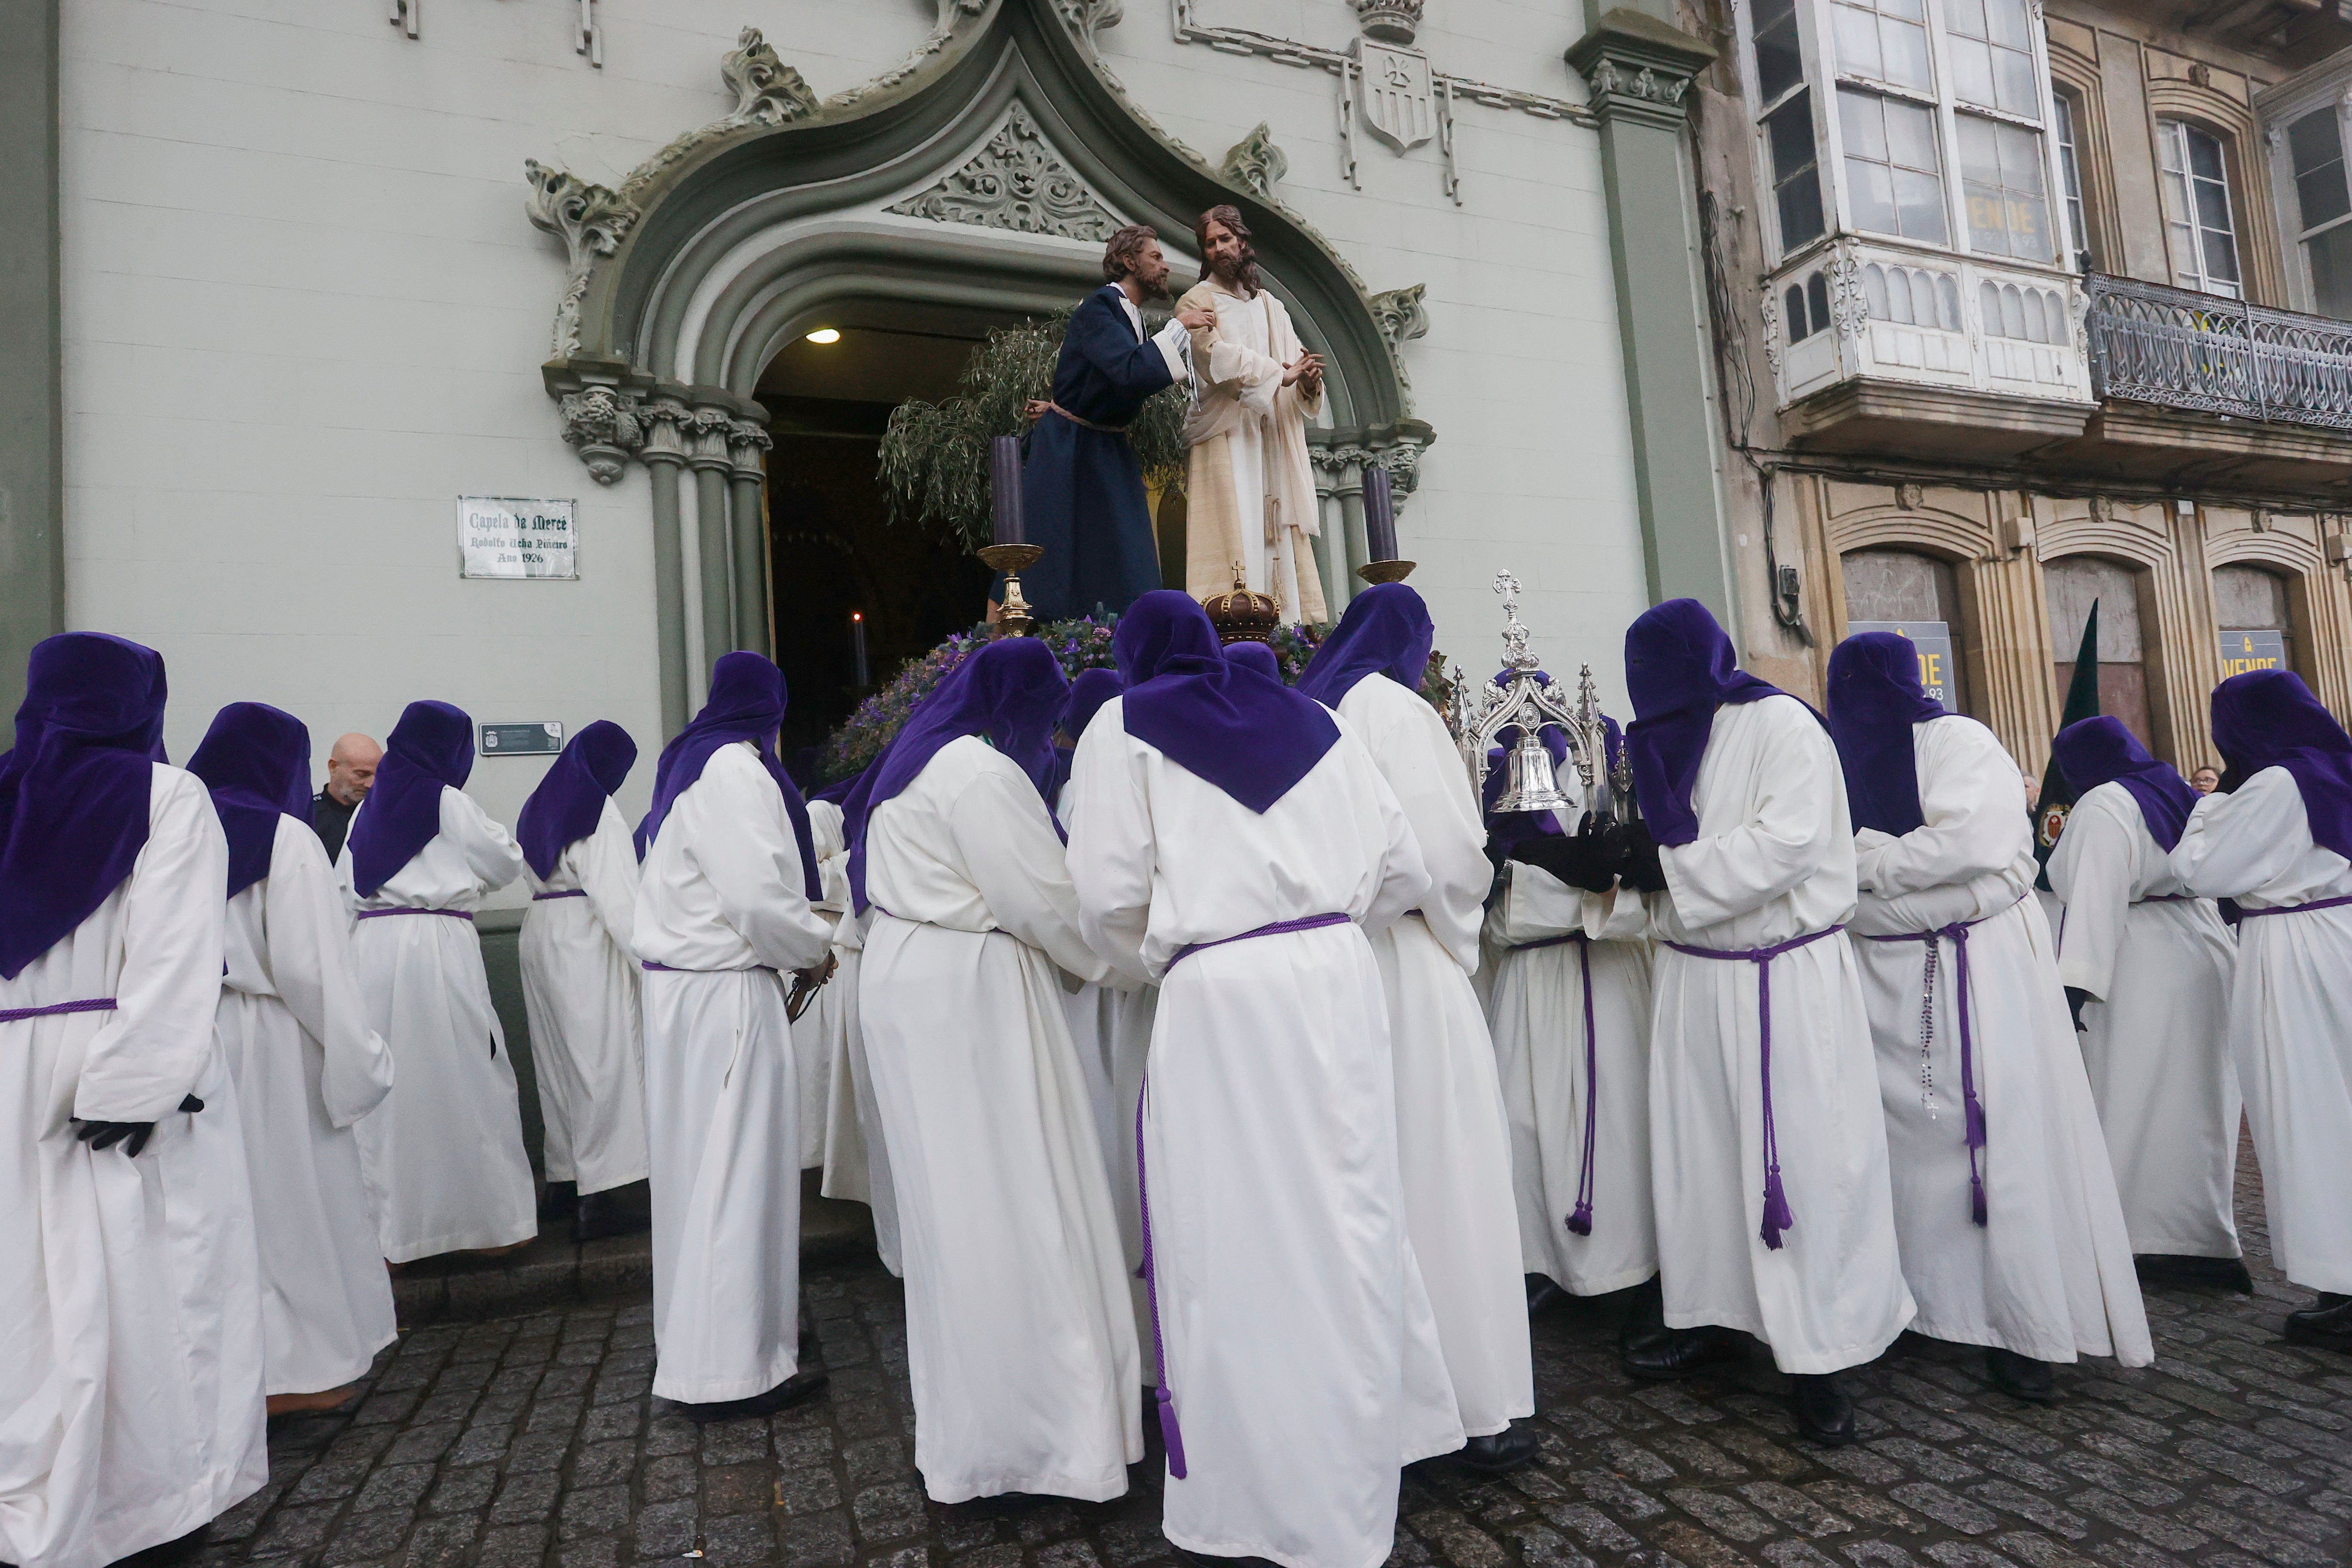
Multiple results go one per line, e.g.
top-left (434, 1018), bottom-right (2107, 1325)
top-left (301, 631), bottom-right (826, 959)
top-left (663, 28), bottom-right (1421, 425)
top-left (1697, 185), bottom-right (1814, 645)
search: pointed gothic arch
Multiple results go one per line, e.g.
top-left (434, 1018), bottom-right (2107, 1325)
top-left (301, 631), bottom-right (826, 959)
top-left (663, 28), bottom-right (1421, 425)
top-left (525, 0), bottom-right (1434, 732)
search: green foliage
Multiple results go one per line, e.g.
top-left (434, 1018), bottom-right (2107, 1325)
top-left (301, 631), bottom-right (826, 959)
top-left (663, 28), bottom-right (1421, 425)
top-left (876, 309), bottom-right (1193, 551)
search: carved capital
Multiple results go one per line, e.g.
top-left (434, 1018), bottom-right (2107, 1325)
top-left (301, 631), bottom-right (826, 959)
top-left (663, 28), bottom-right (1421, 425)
top-left (524, 160), bottom-right (639, 358)
top-left (1221, 123), bottom-right (1289, 201)
top-left (728, 420), bottom-right (773, 478)
top-left (639, 397), bottom-right (693, 465)
top-left (723, 28), bottom-right (820, 128)
top-left (1564, 9), bottom-right (1714, 131)
top-left (559, 385), bottom-right (644, 485)
top-left (1367, 283), bottom-right (1430, 403)
top-left (886, 101), bottom-right (1124, 241)
top-left (685, 406), bottom-right (738, 471)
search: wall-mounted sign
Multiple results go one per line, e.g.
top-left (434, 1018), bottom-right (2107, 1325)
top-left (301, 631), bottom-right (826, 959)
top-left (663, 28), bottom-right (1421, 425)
top-left (481, 722), bottom-right (564, 756)
top-left (2217, 628), bottom-right (2287, 679)
top-left (1848, 620), bottom-right (1956, 710)
top-left (460, 496), bottom-right (578, 579)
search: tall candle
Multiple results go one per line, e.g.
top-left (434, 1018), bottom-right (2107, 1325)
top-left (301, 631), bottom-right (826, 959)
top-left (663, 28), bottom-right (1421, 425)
top-left (989, 435), bottom-right (1025, 546)
top-left (1362, 463), bottom-right (1398, 561)
top-left (851, 612), bottom-right (869, 688)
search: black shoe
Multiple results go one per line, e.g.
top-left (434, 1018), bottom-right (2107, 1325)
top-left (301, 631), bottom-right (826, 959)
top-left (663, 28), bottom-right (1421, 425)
top-left (1616, 1274), bottom-right (1669, 1355)
top-left (1621, 1325), bottom-right (1744, 1381)
top-left (800, 1298), bottom-right (819, 1359)
top-left (2284, 1292), bottom-right (2352, 1354)
top-left (1454, 1422), bottom-right (1540, 1474)
top-left (1788, 1372), bottom-right (1856, 1446)
top-left (539, 1180), bottom-right (578, 1221)
top-left (681, 1370), bottom-right (830, 1423)
top-left (571, 1190), bottom-right (643, 1243)
top-left (1985, 1347), bottom-right (2057, 1404)
top-left (1525, 1274), bottom-right (1568, 1317)
top-left (2135, 1253), bottom-right (2255, 1294)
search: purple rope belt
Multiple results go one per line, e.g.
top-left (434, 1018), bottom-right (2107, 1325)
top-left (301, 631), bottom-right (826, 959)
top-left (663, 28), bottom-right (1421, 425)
top-left (1858, 898), bottom-right (2024, 1229)
top-left (356, 907), bottom-right (474, 922)
top-left (2236, 892), bottom-right (2352, 920)
top-left (0, 996), bottom-right (118, 1025)
top-left (532, 890), bottom-right (587, 901)
top-left (1135, 1071), bottom-right (1187, 1480)
top-left (2135, 893), bottom-right (2193, 904)
top-left (1165, 911), bottom-right (1351, 971)
top-left (1511, 931), bottom-right (1600, 1236)
top-left (1662, 924), bottom-right (1845, 1250)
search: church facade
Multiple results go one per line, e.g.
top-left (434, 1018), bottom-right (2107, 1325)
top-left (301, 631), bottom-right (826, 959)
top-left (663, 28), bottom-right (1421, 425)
top-left (2, 0), bottom-right (1742, 837)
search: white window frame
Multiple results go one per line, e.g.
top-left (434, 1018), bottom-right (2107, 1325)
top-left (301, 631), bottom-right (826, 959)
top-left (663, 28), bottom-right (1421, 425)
top-left (2051, 87), bottom-right (2089, 271)
top-left (2156, 118), bottom-right (2244, 300)
top-left (1731, 0), bottom-right (2071, 274)
top-left (2257, 61), bottom-right (2352, 318)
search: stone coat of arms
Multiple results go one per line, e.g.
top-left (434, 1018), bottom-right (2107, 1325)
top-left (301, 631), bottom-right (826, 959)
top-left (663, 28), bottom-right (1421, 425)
top-left (1359, 40), bottom-right (1436, 152)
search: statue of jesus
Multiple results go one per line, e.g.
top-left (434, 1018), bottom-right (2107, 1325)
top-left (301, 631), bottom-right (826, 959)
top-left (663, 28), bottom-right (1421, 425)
top-left (1176, 205), bottom-right (1329, 623)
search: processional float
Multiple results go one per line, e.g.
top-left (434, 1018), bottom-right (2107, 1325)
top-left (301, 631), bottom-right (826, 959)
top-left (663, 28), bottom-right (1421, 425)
top-left (1448, 570), bottom-right (1636, 827)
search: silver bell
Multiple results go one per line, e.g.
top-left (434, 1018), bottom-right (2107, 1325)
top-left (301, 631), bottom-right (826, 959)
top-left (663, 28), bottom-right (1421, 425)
top-left (1491, 727), bottom-right (1573, 814)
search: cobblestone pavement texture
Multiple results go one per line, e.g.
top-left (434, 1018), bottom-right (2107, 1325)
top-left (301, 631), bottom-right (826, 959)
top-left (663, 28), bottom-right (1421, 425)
top-left (205, 1149), bottom-right (2350, 1568)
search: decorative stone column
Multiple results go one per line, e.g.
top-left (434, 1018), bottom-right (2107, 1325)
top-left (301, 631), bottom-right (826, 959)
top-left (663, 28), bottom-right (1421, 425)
top-left (684, 401), bottom-right (738, 681)
top-left (639, 397), bottom-right (694, 736)
top-left (728, 419), bottom-right (773, 658)
top-left (1565, 7), bottom-right (1735, 622)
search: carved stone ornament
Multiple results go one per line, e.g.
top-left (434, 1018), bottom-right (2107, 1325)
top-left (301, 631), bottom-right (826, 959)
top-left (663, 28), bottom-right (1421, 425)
top-left (1896, 481), bottom-right (1924, 510)
top-left (560, 386), bottom-right (644, 485)
top-left (1053, 0), bottom-right (1124, 48)
top-left (723, 27), bottom-right (820, 127)
top-left (886, 101), bottom-right (1124, 241)
top-left (1360, 40), bottom-right (1438, 153)
top-left (1368, 283), bottom-right (1430, 402)
top-left (1826, 250), bottom-right (1867, 340)
top-left (1353, 0), bottom-right (1424, 46)
top-left (1563, 11), bottom-right (1714, 130)
top-left (1221, 123), bottom-right (1289, 200)
top-left (1759, 292), bottom-right (1783, 374)
top-left (524, 160), bottom-right (639, 358)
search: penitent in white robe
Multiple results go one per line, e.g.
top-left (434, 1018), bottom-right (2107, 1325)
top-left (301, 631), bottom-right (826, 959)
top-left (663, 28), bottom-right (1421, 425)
top-left (1484, 858), bottom-right (1657, 1297)
top-left (344, 786), bottom-right (536, 1263)
top-left (1056, 778), bottom-right (1159, 1375)
top-left (1068, 703), bottom-right (1462, 1568)
top-left (1335, 674), bottom-right (1533, 1438)
top-left (520, 798), bottom-right (648, 1196)
top-left (635, 740), bottom-right (833, 1402)
top-left (2047, 782), bottom-right (2240, 1260)
top-left (2170, 768), bottom-right (2352, 1295)
top-left (220, 814), bottom-right (398, 1394)
top-left (861, 735), bottom-right (1142, 1504)
top-left (0, 766), bottom-right (267, 1568)
top-left (1643, 696), bottom-right (1915, 1374)
top-left (1849, 718), bottom-right (2150, 1367)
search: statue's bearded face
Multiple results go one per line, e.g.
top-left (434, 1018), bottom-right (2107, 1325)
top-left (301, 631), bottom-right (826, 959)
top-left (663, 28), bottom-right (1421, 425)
top-left (1203, 220), bottom-right (1247, 283)
top-left (1126, 237), bottom-right (1173, 300)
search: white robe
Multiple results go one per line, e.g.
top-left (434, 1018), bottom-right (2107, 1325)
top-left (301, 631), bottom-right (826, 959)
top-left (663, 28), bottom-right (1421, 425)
top-left (818, 902), bottom-right (899, 1276)
top-left (1334, 674), bottom-right (1533, 1438)
top-left (1067, 704), bottom-right (1462, 1568)
top-left (2046, 781), bottom-right (2240, 1260)
top-left (1484, 858), bottom-right (1657, 1296)
top-left (219, 815), bottom-right (398, 1394)
top-left (520, 799), bottom-right (648, 1195)
top-left (1643, 695), bottom-right (1915, 1374)
top-left (861, 735), bottom-right (1142, 1504)
top-left (1849, 718), bottom-right (2150, 1367)
top-left (790, 801), bottom-right (847, 1169)
top-left (0, 765), bottom-right (267, 1568)
top-left (634, 740), bottom-right (833, 1401)
top-left (344, 786), bottom-right (536, 1263)
top-left (1056, 778), bottom-right (1159, 1377)
top-left (2170, 767), bottom-right (2352, 1294)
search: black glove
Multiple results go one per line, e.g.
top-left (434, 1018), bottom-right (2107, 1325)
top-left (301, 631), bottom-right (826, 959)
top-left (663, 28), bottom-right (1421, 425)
top-left (1507, 819), bottom-right (1620, 893)
top-left (73, 1120), bottom-right (156, 1156)
top-left (1609, 819), bottom-right (1669, 893)
top-left (2064, 986), bottom-right (2092, 1033)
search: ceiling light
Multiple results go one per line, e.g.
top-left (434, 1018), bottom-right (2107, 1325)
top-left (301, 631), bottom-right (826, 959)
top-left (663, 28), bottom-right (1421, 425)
top-left (805, 327), bottom-right (841, 344)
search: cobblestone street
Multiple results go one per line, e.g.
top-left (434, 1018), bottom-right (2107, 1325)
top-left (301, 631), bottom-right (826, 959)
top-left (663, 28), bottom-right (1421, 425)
top-left (208, 1151), bottom-right (2352, 1568)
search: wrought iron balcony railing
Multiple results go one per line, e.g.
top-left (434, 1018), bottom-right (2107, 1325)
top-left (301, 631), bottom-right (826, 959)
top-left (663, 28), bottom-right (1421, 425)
top-left (2086, 273), bottom-right (2352, 432)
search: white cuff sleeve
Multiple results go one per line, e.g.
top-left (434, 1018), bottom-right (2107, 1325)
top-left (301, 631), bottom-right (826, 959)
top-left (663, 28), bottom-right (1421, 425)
top-left (1152, 315), bottom-right (1190, 383)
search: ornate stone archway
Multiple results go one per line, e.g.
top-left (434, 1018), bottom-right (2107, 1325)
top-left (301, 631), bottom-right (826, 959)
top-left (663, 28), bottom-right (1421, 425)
top-left (523, 1), bottom-right (1435, 733)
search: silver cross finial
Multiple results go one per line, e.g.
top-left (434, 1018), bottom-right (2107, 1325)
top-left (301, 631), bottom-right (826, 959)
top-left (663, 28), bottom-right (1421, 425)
top-left (1493, 570), bottom-right (1536, 671)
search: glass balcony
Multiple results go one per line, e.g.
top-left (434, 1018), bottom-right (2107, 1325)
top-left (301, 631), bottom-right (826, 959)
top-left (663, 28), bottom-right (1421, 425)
top-left (2086, 273), bottom-right (2352, 433)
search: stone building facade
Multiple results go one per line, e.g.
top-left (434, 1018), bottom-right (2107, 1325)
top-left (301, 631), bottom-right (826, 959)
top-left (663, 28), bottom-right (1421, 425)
top-left (1685, 0), bottom-right (2352, 777)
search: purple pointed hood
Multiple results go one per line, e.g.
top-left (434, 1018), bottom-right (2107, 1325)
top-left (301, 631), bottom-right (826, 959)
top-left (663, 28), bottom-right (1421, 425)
top-left (347, 700), bottom-right (474, 898)
top-left (1295, 583), bottom-right (1433, 707)
top-left (188, 701), bottom-right (314, 898)
top-left (2051, 715), bottom-right (2200, 852)
top-left (516, 720), bottom-right (638, 880)
top-left (1222, 641), bottom-right (1282, 683)
top-left (1827, 631), bottom-right (1950, 837)
top-left (2210, 669), bottom-right (2352, 862)
top-left (1623, 599), bottom-right (1796, 847)
top-left (1115, 590), bottom-right (1338, 813)
top-left (0, 633), bottom-right (169, 979)
top-left (642, 653), bottom-right (819, 900)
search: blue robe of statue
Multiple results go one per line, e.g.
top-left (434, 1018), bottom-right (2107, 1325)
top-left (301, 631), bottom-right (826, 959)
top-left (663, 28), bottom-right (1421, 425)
top-left (1017, 284), bottom-right (1175, 623)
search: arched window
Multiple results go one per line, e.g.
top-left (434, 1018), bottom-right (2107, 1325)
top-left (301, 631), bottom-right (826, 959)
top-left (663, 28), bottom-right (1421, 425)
top-left (2044, 556), bottom-right (2152, 746)
top-left (1842, 547), bottom-right (1969, 712)
top-left (2214, 564), bottom-right (2295, 679)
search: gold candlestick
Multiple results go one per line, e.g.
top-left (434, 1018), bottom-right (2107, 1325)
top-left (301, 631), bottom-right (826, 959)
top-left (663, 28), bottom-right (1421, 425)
top-left (978, 543), bottom-right (1046, 637)
top-left (1357, 559), bottom-right (1416, 585)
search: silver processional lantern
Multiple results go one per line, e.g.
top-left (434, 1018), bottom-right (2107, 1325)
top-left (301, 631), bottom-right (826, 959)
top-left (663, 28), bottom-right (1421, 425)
top-left (1448, 570), bottom-right (1635, 824)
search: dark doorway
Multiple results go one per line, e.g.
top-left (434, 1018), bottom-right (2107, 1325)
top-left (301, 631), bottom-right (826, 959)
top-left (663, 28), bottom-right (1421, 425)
top-left (759, 310), bottom-right (1021, 758)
